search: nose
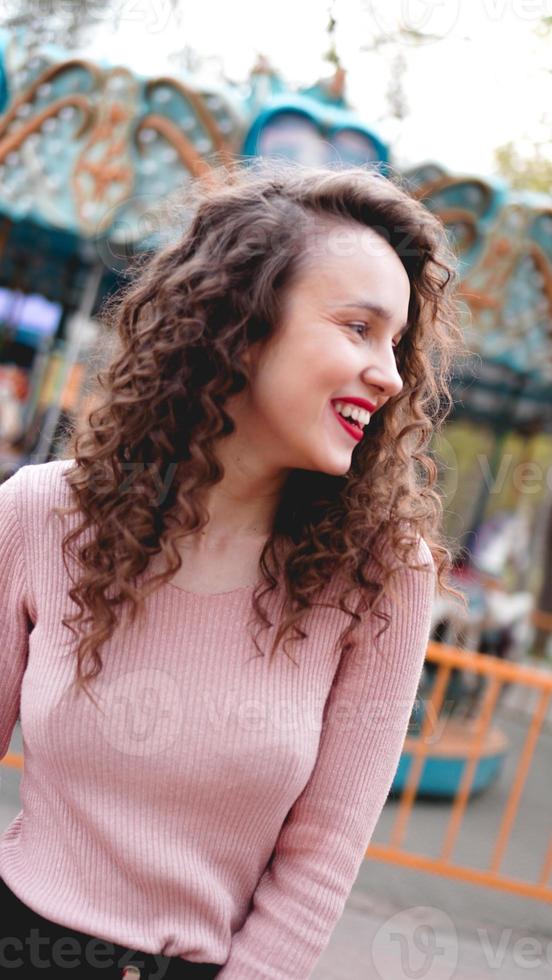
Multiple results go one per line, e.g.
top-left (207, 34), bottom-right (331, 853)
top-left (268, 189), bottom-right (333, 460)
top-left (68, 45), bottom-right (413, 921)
top-left (361, 347), bottom-right (404, 401)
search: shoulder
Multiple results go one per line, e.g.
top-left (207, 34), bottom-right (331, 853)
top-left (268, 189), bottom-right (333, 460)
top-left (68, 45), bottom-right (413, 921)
top-left (368, 531), bottom-right (435, 593)
top-left (391, 534), bottom-right (436, 601)
top-left (361, 534), bottom-right (436, 638)
top-left (412, 535), bottom-right (435, 577)
top-left (1, 457), bottom-right (77, 523)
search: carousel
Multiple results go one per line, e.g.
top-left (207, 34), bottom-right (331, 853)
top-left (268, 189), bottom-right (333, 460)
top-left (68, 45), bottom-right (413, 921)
top-left (1, 28), bottom-right (551, 799)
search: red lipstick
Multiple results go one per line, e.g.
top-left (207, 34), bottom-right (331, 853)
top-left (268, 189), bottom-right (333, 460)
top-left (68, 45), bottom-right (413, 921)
top-left (333, 396), bottom-right (376, 412)
top-left (330, 403), bottom-right (365, 442)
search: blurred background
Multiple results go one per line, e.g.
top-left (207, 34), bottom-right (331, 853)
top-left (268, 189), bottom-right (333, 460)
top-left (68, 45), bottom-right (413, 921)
top-left (0, 2), bottom-right (551, 977)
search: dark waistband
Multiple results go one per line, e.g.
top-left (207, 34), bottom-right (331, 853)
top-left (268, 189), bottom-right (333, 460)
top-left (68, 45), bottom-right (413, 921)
top-left (0, 875), bottom-right (222, 978)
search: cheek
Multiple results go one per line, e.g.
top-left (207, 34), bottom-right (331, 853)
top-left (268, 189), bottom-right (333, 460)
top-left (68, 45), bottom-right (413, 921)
top-left (249, 333), bottom-right (357, 424)
top-left (250, 351), bottom-right (300, 416)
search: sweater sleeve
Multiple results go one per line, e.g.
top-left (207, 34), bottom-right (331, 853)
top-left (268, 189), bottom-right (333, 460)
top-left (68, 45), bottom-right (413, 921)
top-left (0, 466), bottom-right (34, 761)
top-left (218, 537), bottom-right (435, 979)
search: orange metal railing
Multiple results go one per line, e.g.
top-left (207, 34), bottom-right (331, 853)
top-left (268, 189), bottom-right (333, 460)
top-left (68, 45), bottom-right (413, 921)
top-left (366, 640), bottom-right (552, 903)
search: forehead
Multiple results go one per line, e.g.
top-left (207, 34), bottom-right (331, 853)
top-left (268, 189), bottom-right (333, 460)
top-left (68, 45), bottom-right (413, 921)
top-left (289, 217), bottom-right (411, 307)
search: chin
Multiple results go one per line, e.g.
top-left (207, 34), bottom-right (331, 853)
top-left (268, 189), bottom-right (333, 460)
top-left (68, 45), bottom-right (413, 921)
top-left (308, 453), bottom-right (354, 478)
top-left (328, 460), bottom-right (354, 477)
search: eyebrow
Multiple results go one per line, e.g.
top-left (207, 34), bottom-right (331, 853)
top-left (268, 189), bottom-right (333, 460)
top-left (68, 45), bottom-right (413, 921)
top-left (340, 301), bottom-right (410, 336)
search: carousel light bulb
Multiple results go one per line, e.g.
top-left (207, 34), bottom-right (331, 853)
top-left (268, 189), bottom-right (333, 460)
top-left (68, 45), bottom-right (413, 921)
top-left (153, 87), bottom-right (172, 103)
top-left (466, 187), bottom-right (482, 205)
top-left (139, 128), bottom-right (157, 144)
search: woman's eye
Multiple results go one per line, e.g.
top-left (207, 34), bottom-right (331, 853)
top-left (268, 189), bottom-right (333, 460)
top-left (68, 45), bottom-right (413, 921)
top-left (348, 321), bottom-right (370, 339)
top-left (348, 322), bottom-right (399, 348)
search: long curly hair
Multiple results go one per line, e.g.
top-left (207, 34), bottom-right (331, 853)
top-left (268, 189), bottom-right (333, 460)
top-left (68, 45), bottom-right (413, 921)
top-left (53, 159), bottom-right (468, 710)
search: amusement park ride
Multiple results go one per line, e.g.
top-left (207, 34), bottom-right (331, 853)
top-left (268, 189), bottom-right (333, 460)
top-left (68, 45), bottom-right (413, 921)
top-left (0, 29), bottom-right (551, 800)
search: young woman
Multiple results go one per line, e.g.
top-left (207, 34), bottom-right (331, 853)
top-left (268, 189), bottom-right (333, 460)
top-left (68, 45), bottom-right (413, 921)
top-left (0, 161), bottom-right (465, 978)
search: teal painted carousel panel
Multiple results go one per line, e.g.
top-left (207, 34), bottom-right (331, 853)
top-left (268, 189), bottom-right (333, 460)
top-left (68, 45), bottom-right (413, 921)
top-left (1, 27), bottom-right (68, 105)
top-left (0, 38), bottom-right (101, 229)
top-left (411, 173), bottom-right (508, 275)
top-left (528, 209), bottom-right (552, 265)
top-left (456, 200), bottom-right (552, 383)
top-left (142, 78), bottom-right (242, 152)
top-left (0, 30), bottom-right (243, 244)
top-left (402, 162), bottom-right (449, 191)
top-left (498, 252), bottom-right (552, 375)
top-left (107, 76), bottom-right (243, 251)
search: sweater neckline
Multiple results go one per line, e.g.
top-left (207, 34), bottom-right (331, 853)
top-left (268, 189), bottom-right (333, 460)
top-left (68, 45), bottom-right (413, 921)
top-left (146, 550), bottom-right (262, 598)
top-left (161, 536), bottom-right (293, 598)
top-left (166, 581), bottom-right (257, 598)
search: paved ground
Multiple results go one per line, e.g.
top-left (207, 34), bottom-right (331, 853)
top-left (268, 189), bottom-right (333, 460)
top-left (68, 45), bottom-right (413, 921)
top-left (312, 889), bottom-right (552, 979)
top-left (2, 701), bottom-right (551, 979)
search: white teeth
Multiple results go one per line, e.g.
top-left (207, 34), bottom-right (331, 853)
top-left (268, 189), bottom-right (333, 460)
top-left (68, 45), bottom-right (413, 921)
top-left (333, 400), bottom-right (371, 427)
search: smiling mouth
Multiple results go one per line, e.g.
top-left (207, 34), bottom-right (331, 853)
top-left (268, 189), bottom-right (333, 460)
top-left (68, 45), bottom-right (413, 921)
top-left (341, 414), bottom-right (362, 430)
top-left (330, 403), bottom-right (366, 441)
top-left (331, 400), bottom-right (371, 428)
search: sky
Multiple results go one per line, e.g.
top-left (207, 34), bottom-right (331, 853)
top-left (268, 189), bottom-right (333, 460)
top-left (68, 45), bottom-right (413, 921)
top-left (79, 0), bottom-right (552, 178)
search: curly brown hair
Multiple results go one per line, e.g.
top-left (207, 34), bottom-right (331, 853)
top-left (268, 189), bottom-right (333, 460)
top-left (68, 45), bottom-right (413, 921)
top-left (53, 158), bottom-right (468, 710)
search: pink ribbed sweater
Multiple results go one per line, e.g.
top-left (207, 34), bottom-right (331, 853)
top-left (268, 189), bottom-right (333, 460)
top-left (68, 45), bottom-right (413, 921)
top-left (0, 458), bottom-right (435, 978)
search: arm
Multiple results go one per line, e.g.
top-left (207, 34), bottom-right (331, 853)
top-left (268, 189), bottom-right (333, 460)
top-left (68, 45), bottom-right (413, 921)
top-left (0, 467), bottom-right (33, 760)
top-left (219, 538), bottom-right (435, 979)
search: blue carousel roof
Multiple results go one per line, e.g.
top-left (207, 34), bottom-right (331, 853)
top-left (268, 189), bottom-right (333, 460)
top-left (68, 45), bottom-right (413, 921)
top-left (242, 92), bottom-right (389, 168)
